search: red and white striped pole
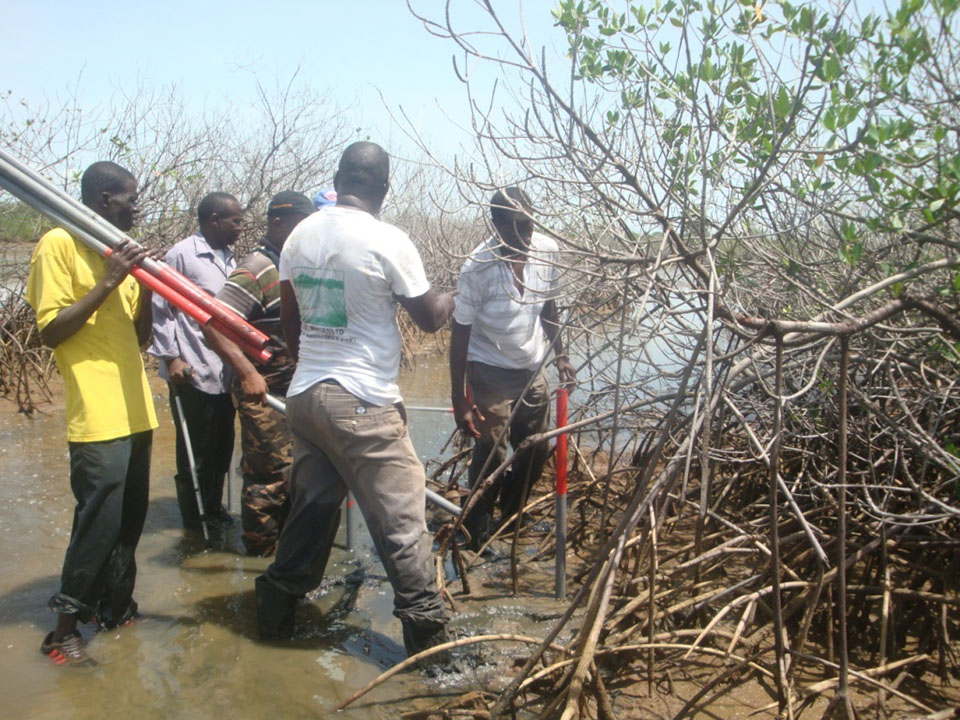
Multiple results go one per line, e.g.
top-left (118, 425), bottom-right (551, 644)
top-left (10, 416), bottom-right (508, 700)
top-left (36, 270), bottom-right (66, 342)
top-left (555, 387), bottom-right (569, 599)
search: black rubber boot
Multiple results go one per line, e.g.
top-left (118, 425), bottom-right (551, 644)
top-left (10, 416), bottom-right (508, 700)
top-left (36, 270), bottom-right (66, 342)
top-left (401, 617), bottom-right (457, 674)
top-left (174, 476), bottom-right (203, 530)
top-left (462, 507), bottom-right (493, 552)
top-left (255, 575), bottom-right (297, 641)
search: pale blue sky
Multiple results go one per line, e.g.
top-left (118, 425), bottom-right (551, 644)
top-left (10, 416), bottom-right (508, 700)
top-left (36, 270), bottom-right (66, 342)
top-left (2, 0), bottom-right (898, 171)
top-left (1, 1), bottom-right (566, 160)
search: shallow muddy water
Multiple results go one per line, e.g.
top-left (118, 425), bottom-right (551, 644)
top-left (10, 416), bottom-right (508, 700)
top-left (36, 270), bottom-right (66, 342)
top-left (0, 353), bottom-right (577, 719)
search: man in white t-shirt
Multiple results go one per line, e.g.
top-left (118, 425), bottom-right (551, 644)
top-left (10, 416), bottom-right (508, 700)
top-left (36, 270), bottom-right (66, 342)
top-left (256, 142), bottom-right (456, 666)
top-left (450, 187), bottom-right (576, 550)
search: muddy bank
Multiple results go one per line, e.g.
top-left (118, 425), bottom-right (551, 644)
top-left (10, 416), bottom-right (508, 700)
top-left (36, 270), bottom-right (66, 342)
top-left (0, 355), bottom-right (584, 719)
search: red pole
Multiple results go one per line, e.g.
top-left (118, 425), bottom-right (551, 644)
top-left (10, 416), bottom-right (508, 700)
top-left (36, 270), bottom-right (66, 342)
top-left (105, 250), bottom-right (213, 326)
top-left (152, 264), bottom-right (271, 350)
top-left (0, 149), bottom-right (269, 357)
top-left (555, 387), bottom-right (569, 598)
top-left (556, 387), bottom-right (568, 496)
top-left (208, 317), bottom-right (273, 364)
top-left (108, 252), bottom-right (269, 362)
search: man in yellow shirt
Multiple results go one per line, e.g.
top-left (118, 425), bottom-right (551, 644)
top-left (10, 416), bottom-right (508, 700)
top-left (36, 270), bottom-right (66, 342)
top-left (25, 161), bottom-right (158, 666)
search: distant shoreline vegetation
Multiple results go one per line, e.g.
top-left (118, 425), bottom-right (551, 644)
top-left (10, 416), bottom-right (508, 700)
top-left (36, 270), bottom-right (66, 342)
top-left (0, 201), bottom-right (54, 244)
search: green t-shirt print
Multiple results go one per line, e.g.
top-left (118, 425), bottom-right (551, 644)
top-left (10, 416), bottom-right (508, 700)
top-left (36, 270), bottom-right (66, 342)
top-left (295, 268), bottom-right (347, 327)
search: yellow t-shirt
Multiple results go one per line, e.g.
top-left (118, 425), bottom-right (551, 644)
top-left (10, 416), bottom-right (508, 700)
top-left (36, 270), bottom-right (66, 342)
top-left (25, 228), bottom-right (158, 442)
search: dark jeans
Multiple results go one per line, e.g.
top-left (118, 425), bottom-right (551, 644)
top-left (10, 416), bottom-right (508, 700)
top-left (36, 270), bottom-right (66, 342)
top-left (169, 382), bottom-right (235, 528)
top-left (264, 381), bottom-right (446, 626)
top-left (465, 362), bottom-right (551, 525)
top-left (50, 431), bottom-right (152, 626)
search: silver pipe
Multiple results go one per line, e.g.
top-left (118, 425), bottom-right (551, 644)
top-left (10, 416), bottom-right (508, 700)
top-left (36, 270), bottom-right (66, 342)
top-left (404, 405), bottom-right (452, 413)
top-left (172, 389), bottom-right (211, 545)
top-left (555, 495), bottom-right (567, 599)
top-left (0, 148), bottom-right (167, 276)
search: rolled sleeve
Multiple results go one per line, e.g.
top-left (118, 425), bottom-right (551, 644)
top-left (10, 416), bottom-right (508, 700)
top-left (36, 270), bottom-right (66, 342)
top-left (217, 269), bottom-right (262, 321)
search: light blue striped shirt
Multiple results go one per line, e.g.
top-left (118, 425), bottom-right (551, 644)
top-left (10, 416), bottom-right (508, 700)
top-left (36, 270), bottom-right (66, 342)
top-left (149, 232), bottom-right (236, 395)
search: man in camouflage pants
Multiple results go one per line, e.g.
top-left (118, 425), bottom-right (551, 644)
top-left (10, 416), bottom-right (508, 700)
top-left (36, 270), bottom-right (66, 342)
top-left (204, 191), bottom-right (319, 555)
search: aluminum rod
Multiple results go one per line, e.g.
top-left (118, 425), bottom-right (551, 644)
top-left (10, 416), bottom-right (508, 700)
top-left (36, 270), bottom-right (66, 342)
top-left (0, 174), bottom-right (216, 327)
top-left (172, 390), bottom-right (211, 545)
top-left (0, 149), bottom-right (271, 355)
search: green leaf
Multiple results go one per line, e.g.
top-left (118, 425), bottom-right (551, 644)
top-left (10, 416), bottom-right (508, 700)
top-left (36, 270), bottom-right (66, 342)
top-left (774, 86), bottom-right (791, 118)
top-left (822, 55), bottom-right (841, 81)
top-left (824, 107), bottom-right (837, 131)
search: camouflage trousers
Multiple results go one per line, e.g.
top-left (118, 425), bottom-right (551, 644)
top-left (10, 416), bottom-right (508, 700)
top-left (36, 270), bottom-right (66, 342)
top-left (234, 387), bottom-right (292, 556)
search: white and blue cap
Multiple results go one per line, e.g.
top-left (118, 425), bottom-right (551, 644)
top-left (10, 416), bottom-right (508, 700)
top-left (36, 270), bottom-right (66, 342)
top-left (313, 187), bottom-right (337, 210)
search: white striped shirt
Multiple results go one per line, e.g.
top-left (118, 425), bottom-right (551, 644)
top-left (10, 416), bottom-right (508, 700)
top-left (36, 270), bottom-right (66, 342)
top-left (453, 232), bottom-right (560, 370)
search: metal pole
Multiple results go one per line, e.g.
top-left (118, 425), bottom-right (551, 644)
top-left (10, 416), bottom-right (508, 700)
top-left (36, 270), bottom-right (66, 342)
top-left (172, 386), bottom-right (210, 545)
top-left (424, 488), bottom-right (461, 517)
top-left (555, 387), bottom-right (569, 599)
top-left (345, 494), bottom-right (355, 550)
top-left (0, 149), bottom-right (272, 358)
top-left (0, 175), bottom-right (215, 325)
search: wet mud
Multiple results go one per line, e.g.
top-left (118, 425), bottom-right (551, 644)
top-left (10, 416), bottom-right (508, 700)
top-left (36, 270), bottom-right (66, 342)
top-left (0, 354), bottom-right (578, 719)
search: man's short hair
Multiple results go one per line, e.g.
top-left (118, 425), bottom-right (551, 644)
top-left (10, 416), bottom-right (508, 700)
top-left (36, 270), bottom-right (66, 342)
top-left (198, 192), bottom-right (240, 223)
top-left (490, 187), bottom-right (533, 226)
top-left (337, 142), bottom-right (389, 191)
top-left (80, 162), bottom-right (135, 206)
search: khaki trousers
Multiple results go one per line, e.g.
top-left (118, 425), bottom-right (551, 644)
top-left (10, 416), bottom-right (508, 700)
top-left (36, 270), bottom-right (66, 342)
top-left (466, 361), bottom-right (551, 524)
top-left (264, 380), bottom-right (445, 625)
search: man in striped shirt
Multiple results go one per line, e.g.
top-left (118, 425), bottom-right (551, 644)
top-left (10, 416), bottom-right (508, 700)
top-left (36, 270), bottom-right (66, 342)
top-left (450, 187), bottom-right (576, 551)
top-left (204, 191), bottom-right (316, 555)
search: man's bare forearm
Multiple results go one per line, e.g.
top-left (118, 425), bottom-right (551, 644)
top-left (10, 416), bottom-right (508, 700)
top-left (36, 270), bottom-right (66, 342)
top-left (450, 320), bottom-right (471, 404)
top-left (203, 323), bottom-right (259, 380)
top-left (40, 280), bottom-right (116, 348)
top-left (541, 300), bottom-right (565, 356)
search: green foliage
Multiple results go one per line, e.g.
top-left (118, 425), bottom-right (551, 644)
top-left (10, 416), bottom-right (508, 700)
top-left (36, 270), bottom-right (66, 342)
top-left (549, 0), bottom-right (959, 295)
top-left (0, 201), bottom-right (52, 243)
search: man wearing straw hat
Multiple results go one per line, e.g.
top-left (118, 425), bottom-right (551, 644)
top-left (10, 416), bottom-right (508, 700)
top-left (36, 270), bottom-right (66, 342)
top-left (450, 187), bottom-right (576, 551)
top-left (203, 191), bottom-right (317, 556)
top-left (26, 161), bottom-right (157, 666)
